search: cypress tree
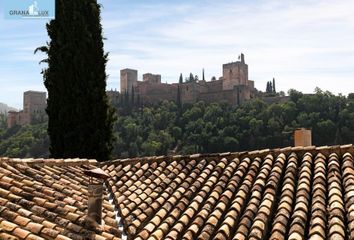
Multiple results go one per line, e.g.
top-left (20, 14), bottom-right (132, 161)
top-left (266, 82), bottom-right (270, 93)
top-left (189, 73), bottom-right (194, 82)
top-left (179, 73), bottom-right (183, 84)
top-left (137, 94), bottom-right (141, 108)
top-left (125, 90), bottom-right (130, 113)
top-left (202, 68), bottom-right (205, 81)
top-left (131, 86), bottom-right (135, 106)
top-left (37, 0), bottom-right (115, 161)
top-left (177, 85), bottom-right (182, 113)
top-left (272, 78), bottom-right (276, 93)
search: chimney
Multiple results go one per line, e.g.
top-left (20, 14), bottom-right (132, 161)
top-left (84, 168), bottom-right (110, 224)
top-left (294, 128), bottom-right (312, 147)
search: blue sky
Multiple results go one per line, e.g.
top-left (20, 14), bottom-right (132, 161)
top-left (1, 0), bottom-right (354, 108)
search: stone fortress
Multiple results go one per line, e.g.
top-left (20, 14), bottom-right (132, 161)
top-left (7, 91), bottom-right (47, 128)
top-left (113, 53), bottom-right (258, 106)
top-left (7, 53), bottom-right (286, 128)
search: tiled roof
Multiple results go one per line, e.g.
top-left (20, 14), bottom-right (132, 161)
top-left (0, 158), bottom-right (121, 240)
top-left (103, 144), bottom-right (354, 240)
top-left (1, 144), bottom-right (354, 240)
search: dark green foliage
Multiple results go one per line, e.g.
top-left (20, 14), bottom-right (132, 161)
top-left (273, 78), bottom-right (276, 93)
top-left (1, 90), bottom-right (353, 158)
top-left (0, 123), bottom-right (49, 158)
top-left (179, 73), bottom-right (183, 84)
top-left (112, 90), bottom-right (354, 157)
top-left (176, 85), bottom-right (182, 113)
top-left (0, 113), bottom-right (7, 129)
top-left (266, 81), bottom-right (271, 93)
top-left (131, 86), bottom-right (135, 105)
top-left (38, 0), bottom-right (115, 161)
top-left (189, 73), bottom-right (194, 82)
top-left (266, 80), bottom-right (276, 94)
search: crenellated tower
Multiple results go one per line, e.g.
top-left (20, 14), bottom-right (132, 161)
top-left (120, 69), bottom-right (138, 94)
top-left (222, 53), bottom-right (249, 90)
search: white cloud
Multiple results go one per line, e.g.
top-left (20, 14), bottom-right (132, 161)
top-left (1, 0), bottom-right (354, 107)
top-left (102, 0), bottom-right (354, 95)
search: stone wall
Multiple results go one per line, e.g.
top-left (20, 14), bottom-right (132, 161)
top-left (137, 82), bottom-right (177, 104)
top-left (106, 90), bottom-right (120, 106)
top-left (261, 96), bottom-right (290, 105)
top-left (198, 89), bottom-right (236, 104)
top-left (7, 111), bottom-right (31, 128)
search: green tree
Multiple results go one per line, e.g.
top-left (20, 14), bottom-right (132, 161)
top-left (0, 113), bottom-right (7, 129)
top-left (189, 73), bottom-right (194, 82)
top-left (179, 73), bottom-right (183, 84)
top-left (266, 82), bottom-right (270, 92)
top-left (177, 85), bottom-right (182, 113)
top-left (288, 89), bottom-right (303, 103)
top-left (38, 0), bottom-right (115, 161)
top-left (272, 78), bottom-right (276, 93)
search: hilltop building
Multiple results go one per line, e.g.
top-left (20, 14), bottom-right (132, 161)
top-left (7, 91), bottom-right (46, 128)
top-left (116, 53), bottom-right (257, 106)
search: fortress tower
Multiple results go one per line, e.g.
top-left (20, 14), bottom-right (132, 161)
top-left (120, 69), bottom-right (138, 94)
top-left (7, 91), bottom-right (46, 128)
top-left (222, 53), bottom-right (249, 90)
top-left (23, 91), bottom-right (46, 114)
top-left (143, 73), bottom-right (161, 84)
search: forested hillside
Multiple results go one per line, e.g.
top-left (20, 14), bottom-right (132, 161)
top-left (0, 89), bottom-right (353, 158)
top-left (113, 89), bottom-right (354, 157)
top-left (0, 122), bottom-right (49, 158)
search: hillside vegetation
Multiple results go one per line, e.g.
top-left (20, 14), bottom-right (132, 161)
top-left (0, 89), bottom-right (353, 159)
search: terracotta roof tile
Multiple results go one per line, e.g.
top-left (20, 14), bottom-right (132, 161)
top-left (101, 145), bottom-right (354, 239)
top-left (1, 219), bottom-right (17, 232)
top-left (13, 227), bottom-right (31, 239)
top-left (0, 158), bottom-right (121, 240)
top-left (1, 144), bottom-right (354, 239)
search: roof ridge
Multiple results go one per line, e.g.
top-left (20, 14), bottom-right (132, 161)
top-left (0, 157), bottom-right (98, 166)
top-left (101, 144), bottom-right (354, 166)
